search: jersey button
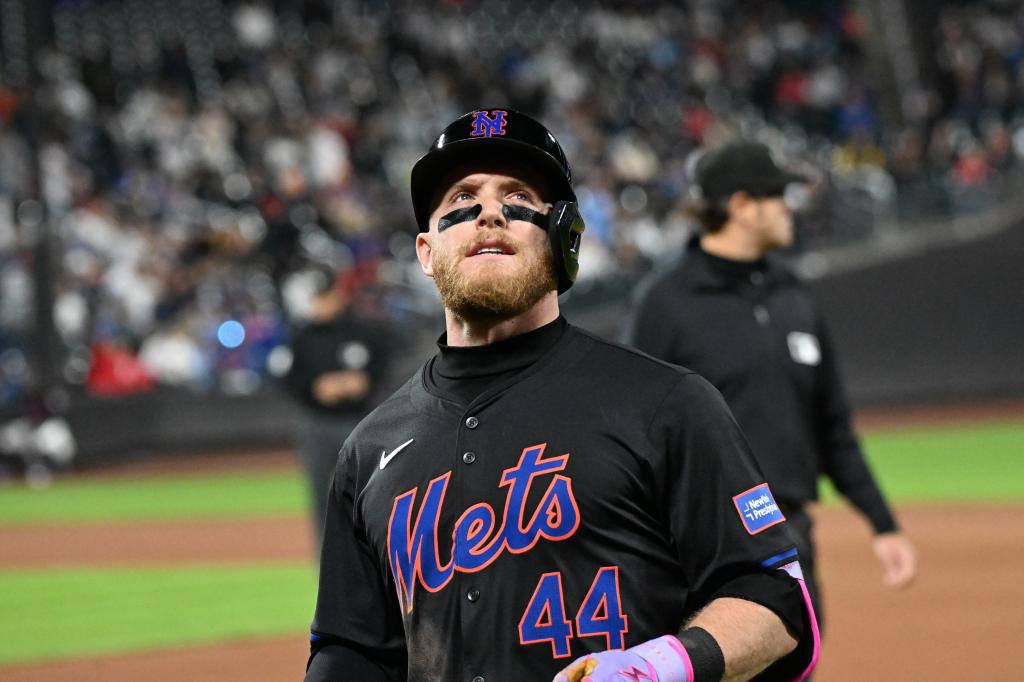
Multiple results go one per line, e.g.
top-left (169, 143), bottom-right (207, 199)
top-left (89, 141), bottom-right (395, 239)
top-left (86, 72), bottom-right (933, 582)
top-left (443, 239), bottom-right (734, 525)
top-left (465, 416), bottom-right (479, 429)
top-left (472, 677), bottom-right (485, 682)
top-left (750, 271), bottom-right (765, 286)
top-left (467, 588), bottom-right (480, 602)
top-left (462, 452), bottom-right (476, 464)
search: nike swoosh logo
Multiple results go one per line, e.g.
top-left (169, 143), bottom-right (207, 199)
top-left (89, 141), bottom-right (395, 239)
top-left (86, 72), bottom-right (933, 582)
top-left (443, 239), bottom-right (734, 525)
top-left (379, 438), bottom-right (415, 470)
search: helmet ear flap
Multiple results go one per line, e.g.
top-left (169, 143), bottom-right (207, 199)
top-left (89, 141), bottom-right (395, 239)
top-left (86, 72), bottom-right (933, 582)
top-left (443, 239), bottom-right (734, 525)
top-left (548, 201), bottom-right (586, 294)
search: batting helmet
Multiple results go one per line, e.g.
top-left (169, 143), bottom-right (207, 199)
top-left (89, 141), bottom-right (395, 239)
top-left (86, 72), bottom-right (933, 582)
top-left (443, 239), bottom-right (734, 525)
top-left (410, 108), bottom-right (586, 293)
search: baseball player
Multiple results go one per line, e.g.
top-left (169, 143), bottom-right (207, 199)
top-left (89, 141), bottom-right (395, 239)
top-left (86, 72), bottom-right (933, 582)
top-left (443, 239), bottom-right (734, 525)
top-left (625, 140), bottom-right (917, 633)
top-left (304, 111), bottom-right (819, 682)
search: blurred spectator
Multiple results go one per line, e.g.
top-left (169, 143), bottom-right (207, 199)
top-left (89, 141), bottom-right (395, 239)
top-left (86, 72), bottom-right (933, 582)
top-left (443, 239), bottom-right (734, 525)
top-left (1, 0), bottom-right (1024, 421)
top-left (86, 342), bottom-right (155, 396)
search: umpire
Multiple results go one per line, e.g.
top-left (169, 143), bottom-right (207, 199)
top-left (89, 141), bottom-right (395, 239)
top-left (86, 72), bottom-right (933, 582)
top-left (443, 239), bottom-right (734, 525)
top-left (283, 266), bottom-right (392, 545)
top-left (625, 140), bottom-right (917, 631)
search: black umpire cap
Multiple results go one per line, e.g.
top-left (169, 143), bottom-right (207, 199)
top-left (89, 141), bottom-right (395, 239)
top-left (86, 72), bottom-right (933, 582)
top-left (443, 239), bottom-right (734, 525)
top-left (410, 109), bottom-right (577, 232)
top-left (695, 141), bottom-right (808, 203)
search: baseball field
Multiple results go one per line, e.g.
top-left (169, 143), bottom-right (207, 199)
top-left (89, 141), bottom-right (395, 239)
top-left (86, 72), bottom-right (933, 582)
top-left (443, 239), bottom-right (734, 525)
top-left (0, 403), bottom-right (1022, 681)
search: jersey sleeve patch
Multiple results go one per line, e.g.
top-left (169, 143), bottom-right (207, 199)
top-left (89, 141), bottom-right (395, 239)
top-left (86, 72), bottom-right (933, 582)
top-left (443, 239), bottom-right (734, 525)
top-left (732, 483), bottom-right (786, 535)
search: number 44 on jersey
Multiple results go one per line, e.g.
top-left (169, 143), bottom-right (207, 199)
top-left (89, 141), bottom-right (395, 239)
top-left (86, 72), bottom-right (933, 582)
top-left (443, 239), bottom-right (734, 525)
top-left (519, 566), bottom-right (628, 658)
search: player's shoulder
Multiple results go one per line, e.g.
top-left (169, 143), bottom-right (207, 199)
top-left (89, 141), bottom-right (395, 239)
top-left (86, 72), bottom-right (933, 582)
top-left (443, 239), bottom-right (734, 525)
top-left (346, 370), bottom-right (423, 442)
top-left (335, 369), bottom-right (433, 480)
top-left (568, 324), bottom-right (696, 382)
top-left (567, 325), bottom-right (730, 422)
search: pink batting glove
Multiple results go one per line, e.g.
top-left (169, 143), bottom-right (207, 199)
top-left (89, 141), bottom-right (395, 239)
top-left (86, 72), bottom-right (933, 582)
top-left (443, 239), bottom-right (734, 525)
top-left (551, 635), bottom-right (693, 682)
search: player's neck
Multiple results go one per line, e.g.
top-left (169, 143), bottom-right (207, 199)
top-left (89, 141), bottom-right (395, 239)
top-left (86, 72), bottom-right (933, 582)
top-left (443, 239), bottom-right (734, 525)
top-left (444, 295), bottom-right (560, 347)
top-left (700, 228), bottom-right (768, 262)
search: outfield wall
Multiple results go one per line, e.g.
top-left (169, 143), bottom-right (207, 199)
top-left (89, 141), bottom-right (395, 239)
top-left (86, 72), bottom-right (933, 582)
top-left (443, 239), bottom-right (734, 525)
top-left (809, 218), bottom-right (1024, 405)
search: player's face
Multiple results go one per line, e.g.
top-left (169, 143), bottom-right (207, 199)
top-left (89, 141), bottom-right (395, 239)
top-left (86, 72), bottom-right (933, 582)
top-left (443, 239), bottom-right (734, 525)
top-left (416, 167), bottom-right (558, 321)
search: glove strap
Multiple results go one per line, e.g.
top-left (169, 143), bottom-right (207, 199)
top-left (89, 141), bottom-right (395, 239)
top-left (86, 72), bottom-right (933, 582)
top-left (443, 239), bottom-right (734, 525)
top-left (630, 635), bottom-right (694, 682)
top-left (632, 628), bottom-right (725, 682)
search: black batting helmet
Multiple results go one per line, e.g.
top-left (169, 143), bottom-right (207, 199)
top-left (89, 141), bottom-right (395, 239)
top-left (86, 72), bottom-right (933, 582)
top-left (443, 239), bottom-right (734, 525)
top-left (410, 108), bottom-right (585, 293)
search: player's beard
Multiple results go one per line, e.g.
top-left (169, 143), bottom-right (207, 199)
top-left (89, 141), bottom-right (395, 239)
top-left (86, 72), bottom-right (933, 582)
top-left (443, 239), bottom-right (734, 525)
top-left (432, 230), bottom-right (558, 323)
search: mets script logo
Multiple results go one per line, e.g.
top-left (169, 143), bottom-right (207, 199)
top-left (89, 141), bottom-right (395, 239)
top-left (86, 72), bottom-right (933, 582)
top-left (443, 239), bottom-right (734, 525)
top-left (387, 443), bottom-right (579, 612)
top-left (470, 110), bottom-right (508, 138)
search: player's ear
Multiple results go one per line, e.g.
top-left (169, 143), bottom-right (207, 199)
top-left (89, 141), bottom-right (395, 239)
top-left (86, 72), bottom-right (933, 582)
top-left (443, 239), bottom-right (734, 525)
top-left (415, 232), bottom-right (435, 278)
top-left (727, 191), bottom-right (757, 224)
top-left (727, 191), bottom-right (751, 212)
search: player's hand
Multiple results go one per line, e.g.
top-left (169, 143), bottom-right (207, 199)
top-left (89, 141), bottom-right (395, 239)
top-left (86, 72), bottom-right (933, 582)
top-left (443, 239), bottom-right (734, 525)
top-left (552, 655), bottom-right (597, 682)
top-left (873, 531), bottom-right (917, 588)
top-left (552, 651), bottom-right (656, 682)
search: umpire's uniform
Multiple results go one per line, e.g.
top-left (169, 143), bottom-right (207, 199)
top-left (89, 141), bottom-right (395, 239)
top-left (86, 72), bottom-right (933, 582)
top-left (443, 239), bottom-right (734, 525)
top-left (627, 237), bottom-right (899, 630)
top-left (285, 303), bottom-right (393, 540)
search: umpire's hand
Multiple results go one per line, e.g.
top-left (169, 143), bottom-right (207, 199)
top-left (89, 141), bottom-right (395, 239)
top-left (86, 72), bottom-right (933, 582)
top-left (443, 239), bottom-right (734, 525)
top-left (873, 531), bottom-right (917, 588)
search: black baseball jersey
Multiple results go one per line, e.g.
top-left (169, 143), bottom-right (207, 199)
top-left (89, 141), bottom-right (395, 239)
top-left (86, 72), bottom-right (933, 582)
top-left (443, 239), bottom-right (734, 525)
top-left (626, 240), bottom-right (896, 533)
top-left (307, 318), bottom-right (815, 682)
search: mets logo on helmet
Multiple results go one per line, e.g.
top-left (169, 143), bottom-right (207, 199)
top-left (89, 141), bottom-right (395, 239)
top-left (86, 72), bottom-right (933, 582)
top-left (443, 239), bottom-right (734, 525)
top-left (470, 110), bottom-right (508, 138)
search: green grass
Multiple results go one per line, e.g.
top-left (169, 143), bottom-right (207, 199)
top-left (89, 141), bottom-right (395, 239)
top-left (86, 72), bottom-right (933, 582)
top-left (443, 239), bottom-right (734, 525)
top-left (0, 470), bottom-right (306, 525)
top-left (822, 421), bottom-right (1024, 502)
top-left (0, 564), bottom-right (316, 666)
top-left (0, 423), bottom-right (1020, 527)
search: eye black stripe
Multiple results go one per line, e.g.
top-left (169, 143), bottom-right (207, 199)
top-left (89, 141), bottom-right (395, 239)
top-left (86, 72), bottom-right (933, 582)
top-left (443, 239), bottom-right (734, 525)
top-left (437, 204), bottom-right (483, 232)
top-left (501, 204), bottom-right (546, 228)
top-left (436, 203), bottom-right (547, 232)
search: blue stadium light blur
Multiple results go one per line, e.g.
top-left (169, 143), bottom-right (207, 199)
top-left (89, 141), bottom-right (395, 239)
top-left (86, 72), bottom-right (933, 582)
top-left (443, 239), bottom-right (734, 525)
top-left (216, 320), bottom-right (246, 349)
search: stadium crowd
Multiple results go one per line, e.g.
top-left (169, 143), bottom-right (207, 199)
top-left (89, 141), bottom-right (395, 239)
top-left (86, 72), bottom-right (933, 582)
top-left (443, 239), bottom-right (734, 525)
top-left (2, 0), bottom-right (1024, 414)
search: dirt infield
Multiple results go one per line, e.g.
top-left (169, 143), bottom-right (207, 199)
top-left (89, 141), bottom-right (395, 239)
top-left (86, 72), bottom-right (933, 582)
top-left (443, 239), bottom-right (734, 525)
top-left (0, 635), bottom-right (310, 682)
top-left (813, 503), bottom-right (1024, 681)
top-left (0, 517), bottom-right (313, 568)
top-left (853, 397), bottom-right (1024, 431)
top-left (2, 401), bottom-right (1022, 681)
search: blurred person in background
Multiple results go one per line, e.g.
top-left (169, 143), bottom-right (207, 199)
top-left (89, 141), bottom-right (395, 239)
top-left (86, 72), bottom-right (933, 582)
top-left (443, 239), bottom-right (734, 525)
top-left (283, 265), bottom-right (393, 545)
top-left (625, 140), bottom-right (917, 635)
